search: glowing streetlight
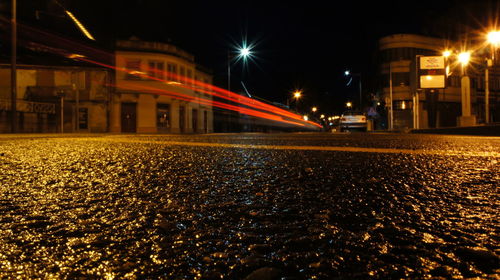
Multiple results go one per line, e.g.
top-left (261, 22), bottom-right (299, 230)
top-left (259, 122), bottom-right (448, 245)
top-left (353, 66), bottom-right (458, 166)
top-left (442, 50), bottom-right (452, 58)
top-left (487, 31), bottom-right (500, 46)
top-left (286, 90), bottom-right (302, 110)
top-left (228, 45), bottom-right (253, 92)
top-left (240, 47), bottom-right (251, 57)
top-left (346, 101), bottom-right (352, 109)
top-left (312, 106), bottom-right (317, 112)
top-left (320, 114), bottom-right (325, 119)
top-left (344, 69), bottom-right (362, 108)
top-left (458, 51), bottom-right (471, 66)
top-left (303, 115), bottom-right (309, 121)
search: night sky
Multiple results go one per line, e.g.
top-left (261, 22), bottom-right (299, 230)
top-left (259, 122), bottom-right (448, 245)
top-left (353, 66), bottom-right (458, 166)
top-left (5, 0), bottom-right (500, 114)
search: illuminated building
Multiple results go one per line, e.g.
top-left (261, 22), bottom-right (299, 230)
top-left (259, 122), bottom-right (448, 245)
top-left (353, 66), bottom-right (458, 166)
top-left (378, 34), bottom-right (500, 129)
top-left (112, 38), bottom-right (213, 133)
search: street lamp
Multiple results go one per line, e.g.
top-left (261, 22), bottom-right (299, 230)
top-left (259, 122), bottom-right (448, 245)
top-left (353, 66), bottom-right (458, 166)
top-left (458, 51), bottom-right (474, 126)
top-left (346, 101), bottom-right (352, 109)
top-left (484, 31), bottom-right (500, 123)
top-left (344, 70), bottom-right (362, 109)
top-left (286, 90), bottom-right (302, 110)
top-left (228, 46), bottom-right (252, 92)
top-left (311, 106), bottom-right (317, 113)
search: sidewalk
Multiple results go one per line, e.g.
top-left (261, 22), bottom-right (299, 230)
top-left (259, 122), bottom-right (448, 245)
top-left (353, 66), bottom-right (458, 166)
top-left (410, 123), bottom-right (500, 136)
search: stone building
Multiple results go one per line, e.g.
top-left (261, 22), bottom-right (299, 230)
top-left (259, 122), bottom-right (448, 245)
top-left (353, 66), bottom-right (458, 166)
top-left (111, 38), bottom-right (214, 133)
top-left (378, 33), bottom-right (500, 129)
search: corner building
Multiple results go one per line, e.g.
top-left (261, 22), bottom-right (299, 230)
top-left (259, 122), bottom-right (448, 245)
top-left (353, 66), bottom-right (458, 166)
top-left (111, 38), bottom-right (214, 133)
top-left (378, 34), bottom-right (500, 129)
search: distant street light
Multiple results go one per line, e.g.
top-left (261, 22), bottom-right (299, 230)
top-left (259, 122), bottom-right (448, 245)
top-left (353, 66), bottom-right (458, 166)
top-left (344, 70), bottom-right (362, 109)
top-left (346, 101), bottom-right (352, 109)
top-left (228, 46), bottom-right (252, 92)
top-left (287, 90), bottom-right (302, 110)
top-left (303, 115), bottom-right (308, 121)
top-left (312, 106), bottom-right (317, 112)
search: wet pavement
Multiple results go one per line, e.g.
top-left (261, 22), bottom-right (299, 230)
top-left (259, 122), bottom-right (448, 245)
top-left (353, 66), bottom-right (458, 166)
top-left (0, 133), bottom-right (499, 279)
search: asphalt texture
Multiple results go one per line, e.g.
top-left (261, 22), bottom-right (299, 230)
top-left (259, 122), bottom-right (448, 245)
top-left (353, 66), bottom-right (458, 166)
top-left (0, 133), bottom-right (499, 279)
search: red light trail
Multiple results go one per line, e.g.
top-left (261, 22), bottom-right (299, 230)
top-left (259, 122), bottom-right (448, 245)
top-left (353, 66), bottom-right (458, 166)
top-left (1, 17), bottom-right (322, 129)
top-left (76, 56), bottom-right (322, 129)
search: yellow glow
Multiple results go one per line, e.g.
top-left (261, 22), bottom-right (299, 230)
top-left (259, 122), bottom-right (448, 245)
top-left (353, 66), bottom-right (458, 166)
top-left (426, 75), bottom-right (433, 80)
top-left (130, 71), bottom-right (146, 75)
top-left (346, 102), bottom-right (352, 108)
top-left (401, 101), bottom-right (406, 110)
top-left (303, 115), bottom-right (308, 121)
top-left (488, 31), bottom-right (500, 46)
top-left (442, 50), bottom-right (452, 58)
top-left (293, 91), bottom-right (302, 99)
top-left (167, 81), bottom-right (182, 85)
top-left (65, 11), bottom-right (95, 41)
top-left (312, 107), bottom-right (317, 112)
top-left (67, 54), bottom-right (85, 59)
top-left (458, 52), bottom-right (471, 65)
top-left (320, 114), bottom-right (325, 119)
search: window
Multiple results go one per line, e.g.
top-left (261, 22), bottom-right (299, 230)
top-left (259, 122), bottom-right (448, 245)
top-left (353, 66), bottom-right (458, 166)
top-left (125, 59), bottom-right (141, 80)
top-left (179, 66), bottom-right (186, 83)
top-left (78, 108), bottom-right (88, 129)
top-left (192, 109), bottom-right (198, 132)
top-left (393, 72), bottom-right (410, 87)
top-left (187, 69), bottom-right (193, 84)
top-left (167, 63), bottom-right (177, 81)
top-left (157, 103), bottom-right (170, 129)
top-left (179, 106), bottom-right (185, 133)
top-left (148, 61), bottom-right (164, 79)
top-left (394, 100), bottom-right (412, 110)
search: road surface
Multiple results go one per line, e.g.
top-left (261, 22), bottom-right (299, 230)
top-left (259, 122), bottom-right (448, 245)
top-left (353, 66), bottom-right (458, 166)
top-left (0, 133), bottom-right (498, 279)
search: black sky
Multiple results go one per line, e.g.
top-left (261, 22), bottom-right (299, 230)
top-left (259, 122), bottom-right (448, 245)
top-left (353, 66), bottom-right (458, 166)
top-left (7, 0), bottom-right (500, 114)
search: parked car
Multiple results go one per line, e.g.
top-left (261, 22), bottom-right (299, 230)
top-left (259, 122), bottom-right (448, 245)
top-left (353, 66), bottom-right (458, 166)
top-left (339, 111), bottom-right (367, 132)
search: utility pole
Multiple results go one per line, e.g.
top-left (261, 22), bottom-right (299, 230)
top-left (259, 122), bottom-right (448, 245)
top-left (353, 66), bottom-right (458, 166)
top-left (11, 0), bottom-right (17, 133)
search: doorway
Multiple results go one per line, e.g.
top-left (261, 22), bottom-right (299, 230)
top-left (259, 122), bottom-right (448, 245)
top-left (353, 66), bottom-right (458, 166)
top-left (121, 103), bottom-right (137, 133)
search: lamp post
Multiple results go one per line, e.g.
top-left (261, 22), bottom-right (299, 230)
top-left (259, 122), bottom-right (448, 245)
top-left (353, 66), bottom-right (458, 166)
top-left (228, 47), bottom-right (251, 92)
top-left (11, 0), bottom-right (17, 133)
top-left (344, 70), bottom-right (362, 109)
top-left (485, 31), bottom-right (500, 123)
top-left (287, 90), bottom-right (302, 110)
top-left (458, 51), bottom-right (475, 126)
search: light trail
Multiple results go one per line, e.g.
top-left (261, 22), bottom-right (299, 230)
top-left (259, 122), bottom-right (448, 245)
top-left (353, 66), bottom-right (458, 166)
top-left (110, 82), bottom-right (308, 127)
top-left (2, 18), bottom-right (321, 129)
top-left (75, 56), bottom-right (322, 129)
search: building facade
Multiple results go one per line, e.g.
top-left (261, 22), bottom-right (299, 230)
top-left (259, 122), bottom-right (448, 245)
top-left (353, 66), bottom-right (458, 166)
top-left (111, 39), bottom-right (214, 133)
top-left (0, 64), bottom-right (110, 133)
top-left (378, 34), bottom-right (500, 129)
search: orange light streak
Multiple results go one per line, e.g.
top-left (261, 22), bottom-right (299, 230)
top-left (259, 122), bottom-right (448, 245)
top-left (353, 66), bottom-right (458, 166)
top-left (62, 56), bottom-right (321, 128)
top-left (1, 16), bottom-right (321, 128)
top-left (77, 57), bottom-right (321, 128)
top-left (111, 82), bottom-right (307, 127)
